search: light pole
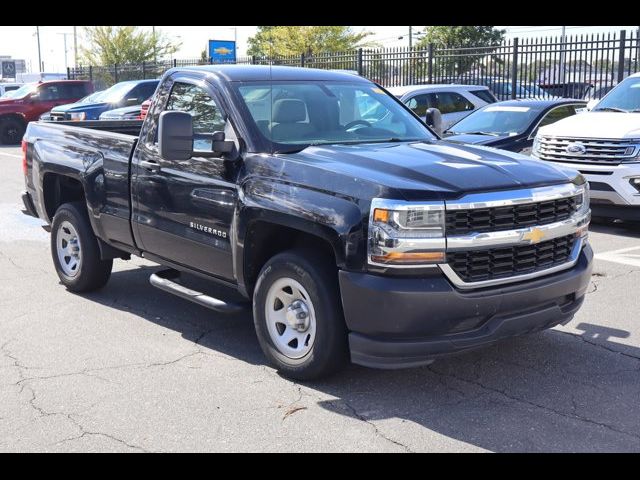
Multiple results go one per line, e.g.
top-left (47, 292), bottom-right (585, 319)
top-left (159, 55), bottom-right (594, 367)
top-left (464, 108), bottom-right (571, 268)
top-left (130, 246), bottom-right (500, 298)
top-left (559, 26), bottom-right (567, 87)
top-left (57, 32), bottom-right (72, 70)
top-left (73, 26), bottom-right (78, 67)
top-left (36, 26), bottom-right (42, 72)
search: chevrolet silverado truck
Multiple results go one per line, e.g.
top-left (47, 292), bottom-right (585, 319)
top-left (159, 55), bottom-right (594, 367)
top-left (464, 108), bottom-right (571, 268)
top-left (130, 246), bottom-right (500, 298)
top-left (21, 65), bottom-right (593, 379)
top-left (532, 72), bottom-right (640, 221)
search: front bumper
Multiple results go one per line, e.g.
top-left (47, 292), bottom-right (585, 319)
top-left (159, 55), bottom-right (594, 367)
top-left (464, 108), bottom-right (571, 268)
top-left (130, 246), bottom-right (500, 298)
top-left (540, 158), bottom-right (640, 210)
top-left (340, 244), bottom-right (593, 369)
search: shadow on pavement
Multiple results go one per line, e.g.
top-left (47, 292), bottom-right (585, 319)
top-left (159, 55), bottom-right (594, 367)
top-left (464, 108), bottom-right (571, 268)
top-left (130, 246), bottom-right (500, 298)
top-left (81, 264), bottom-right (640, 452)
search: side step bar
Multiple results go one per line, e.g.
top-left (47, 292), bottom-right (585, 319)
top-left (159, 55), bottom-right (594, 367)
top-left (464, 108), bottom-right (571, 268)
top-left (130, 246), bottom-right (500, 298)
top-left (149, 269), bottom-right (246, 314)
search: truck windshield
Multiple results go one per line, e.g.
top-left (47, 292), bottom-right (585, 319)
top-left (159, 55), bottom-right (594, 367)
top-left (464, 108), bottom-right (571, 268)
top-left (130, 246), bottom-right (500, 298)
top-left (234, 80), bottom-right (436, 152)
top-left (7, 83), bottom-right (38, 99)
top-left (594, 77), bottom-right (640, 112)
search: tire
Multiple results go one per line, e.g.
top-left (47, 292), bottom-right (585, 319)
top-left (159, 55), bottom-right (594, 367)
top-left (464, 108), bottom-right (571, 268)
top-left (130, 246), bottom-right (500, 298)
top-left (0, 117), bottom-right (25, 145)
top-left (253, 249), bottom-right (349, 380)
top-left (50, 202), bottom-right (112, 292)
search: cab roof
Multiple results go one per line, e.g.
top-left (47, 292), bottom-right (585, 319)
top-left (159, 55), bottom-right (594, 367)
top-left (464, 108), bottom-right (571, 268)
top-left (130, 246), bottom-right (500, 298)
top-left (167, 64), bottom-right (371, 83)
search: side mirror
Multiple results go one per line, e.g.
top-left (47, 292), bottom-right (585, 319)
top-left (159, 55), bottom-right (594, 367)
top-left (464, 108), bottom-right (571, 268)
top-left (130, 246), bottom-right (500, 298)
top-left (158, 111), bottom-right (193, 160)
top-left (424, 107), bottom-right (443, 136)
top-left (586, 99), bottom-right (599, 111)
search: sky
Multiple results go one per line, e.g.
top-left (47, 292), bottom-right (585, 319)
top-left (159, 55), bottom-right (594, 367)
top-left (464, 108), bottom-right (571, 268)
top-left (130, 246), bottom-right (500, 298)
top-left (1, 26), bottom-right (638, 74)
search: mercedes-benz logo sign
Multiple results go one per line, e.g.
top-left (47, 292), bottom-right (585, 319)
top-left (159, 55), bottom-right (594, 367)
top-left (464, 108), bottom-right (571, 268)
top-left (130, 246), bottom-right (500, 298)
top-left (566, 142), bottom-right (587, 154)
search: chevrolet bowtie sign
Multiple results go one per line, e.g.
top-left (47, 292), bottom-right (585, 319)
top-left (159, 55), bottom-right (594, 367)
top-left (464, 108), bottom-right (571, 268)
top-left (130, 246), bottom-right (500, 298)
top-left (522, 228), bottom-right (546, 244)
top-left (1, 61), bottom-right (16, 78)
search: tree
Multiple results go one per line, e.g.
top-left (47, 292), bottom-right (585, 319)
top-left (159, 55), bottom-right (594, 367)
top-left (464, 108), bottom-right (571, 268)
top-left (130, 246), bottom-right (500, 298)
top-left (79, 26), bottom-right (181, 65)
top-left (247, 26), bottom-right (374, 57)
top-left (416, 26), bottom-right (506, 78)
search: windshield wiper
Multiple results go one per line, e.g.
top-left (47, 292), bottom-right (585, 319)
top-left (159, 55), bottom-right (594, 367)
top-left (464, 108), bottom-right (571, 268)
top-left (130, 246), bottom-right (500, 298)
top-left (457, 131), bottom-right (501, 136)
top-left (594, 107), bottom-right (628, 113)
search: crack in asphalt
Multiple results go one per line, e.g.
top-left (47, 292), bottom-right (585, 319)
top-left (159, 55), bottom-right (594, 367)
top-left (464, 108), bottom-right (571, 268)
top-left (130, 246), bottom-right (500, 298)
top-left (555, 330), bottom-right (640, 363)
top-left (328, 398), bottom-right (414, 453)
top-left (428, 365), bottom-right (640, 443)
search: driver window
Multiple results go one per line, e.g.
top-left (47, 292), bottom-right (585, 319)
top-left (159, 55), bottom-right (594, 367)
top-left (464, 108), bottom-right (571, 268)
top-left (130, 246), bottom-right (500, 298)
top-left (165, 82), bottom-right (226, 152)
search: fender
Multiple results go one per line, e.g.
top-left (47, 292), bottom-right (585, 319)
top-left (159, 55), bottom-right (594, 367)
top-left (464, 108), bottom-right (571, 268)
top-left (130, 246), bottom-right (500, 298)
top-left (236, 177), bottom-right (366, 296)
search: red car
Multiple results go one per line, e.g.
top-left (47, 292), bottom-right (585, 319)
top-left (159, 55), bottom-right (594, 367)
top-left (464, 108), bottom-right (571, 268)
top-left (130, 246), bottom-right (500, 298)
top-left (0, 80), bottom-right (93, 144)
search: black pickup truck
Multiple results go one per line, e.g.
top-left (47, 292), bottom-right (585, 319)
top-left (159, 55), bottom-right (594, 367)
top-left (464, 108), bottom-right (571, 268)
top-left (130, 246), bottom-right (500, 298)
top-left (21, 65), bottom-right (593, 379)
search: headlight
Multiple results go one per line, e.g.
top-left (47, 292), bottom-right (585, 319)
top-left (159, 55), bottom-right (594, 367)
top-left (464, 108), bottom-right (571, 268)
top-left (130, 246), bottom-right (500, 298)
top-left (532, 135), bottom-right (541, 156)
top-left (368, 198), bottom-right (445, 267)
top-left (69, 112), bottom-right (86, 121)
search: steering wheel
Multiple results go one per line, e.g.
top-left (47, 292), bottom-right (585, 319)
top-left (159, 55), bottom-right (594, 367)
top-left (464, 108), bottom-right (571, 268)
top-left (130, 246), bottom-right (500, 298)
top-left (344, 120), bottom-right (372, 131)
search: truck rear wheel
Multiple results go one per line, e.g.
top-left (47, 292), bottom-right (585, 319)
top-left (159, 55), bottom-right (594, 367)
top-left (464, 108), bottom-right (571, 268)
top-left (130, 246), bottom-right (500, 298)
top-left (50, 202), bottom-right (112, 292)
top-left (253, 249), bottom-right (349, 380)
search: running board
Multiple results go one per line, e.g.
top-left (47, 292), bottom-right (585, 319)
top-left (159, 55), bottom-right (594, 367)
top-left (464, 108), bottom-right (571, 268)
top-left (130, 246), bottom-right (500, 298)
top-left (149, 269), bottom-right (246, 314)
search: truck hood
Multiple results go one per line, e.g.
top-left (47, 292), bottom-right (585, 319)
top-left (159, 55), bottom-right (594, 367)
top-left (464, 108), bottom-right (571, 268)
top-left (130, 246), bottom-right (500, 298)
top-left (287, 141), bottom-right (576, 201)
top-left (538, 111), bottom-right (640, 139)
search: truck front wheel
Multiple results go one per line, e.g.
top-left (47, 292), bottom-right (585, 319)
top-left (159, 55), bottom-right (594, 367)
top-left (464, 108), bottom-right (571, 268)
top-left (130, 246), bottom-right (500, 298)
top-left (50, 202), bottom-right (113, 292)
top-left (253, 249), bottom-right (349, 380)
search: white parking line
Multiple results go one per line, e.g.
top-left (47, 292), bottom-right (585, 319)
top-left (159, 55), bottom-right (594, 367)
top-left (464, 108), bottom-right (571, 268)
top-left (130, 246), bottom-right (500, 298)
top-left (0, 152), bottom-right (21, 159)
top-left (595, 246), bottom-right (640, 267)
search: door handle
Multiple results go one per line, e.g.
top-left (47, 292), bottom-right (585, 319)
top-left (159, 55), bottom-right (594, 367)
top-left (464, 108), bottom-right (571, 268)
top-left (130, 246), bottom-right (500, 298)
top-left (140, 160), bottom-right (161, 172)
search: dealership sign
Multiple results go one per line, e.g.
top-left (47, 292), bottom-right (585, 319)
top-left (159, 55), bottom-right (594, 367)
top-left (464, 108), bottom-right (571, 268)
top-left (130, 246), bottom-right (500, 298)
top-left (1, 61), bottom-right (16, 78)
top-left (208, 40), bottom-right (236, 63)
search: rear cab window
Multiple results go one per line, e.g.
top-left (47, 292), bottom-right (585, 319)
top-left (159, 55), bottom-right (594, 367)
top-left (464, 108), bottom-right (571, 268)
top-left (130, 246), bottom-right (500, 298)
top-left (469, 89), bottom-right (497, 104)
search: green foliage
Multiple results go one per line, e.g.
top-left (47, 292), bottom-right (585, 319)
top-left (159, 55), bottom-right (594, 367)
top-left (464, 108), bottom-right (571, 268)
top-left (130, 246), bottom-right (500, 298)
top-left (416, 26), bottom-right (506, 49)
top-left (248, 26), bottom-right (374, 57)
top-left (416, 26), bottom-right (506, 77)
top-left (79, 26), bottom-right (181, 65)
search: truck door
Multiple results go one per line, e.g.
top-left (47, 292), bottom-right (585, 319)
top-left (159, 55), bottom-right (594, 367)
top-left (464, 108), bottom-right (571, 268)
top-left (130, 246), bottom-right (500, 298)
top-left (131, 76), bottom-right (238, 281)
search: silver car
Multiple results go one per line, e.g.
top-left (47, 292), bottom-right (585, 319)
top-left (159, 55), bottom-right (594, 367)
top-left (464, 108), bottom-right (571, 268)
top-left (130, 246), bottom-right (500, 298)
top-left (388, 84), bottom-right (498, 133)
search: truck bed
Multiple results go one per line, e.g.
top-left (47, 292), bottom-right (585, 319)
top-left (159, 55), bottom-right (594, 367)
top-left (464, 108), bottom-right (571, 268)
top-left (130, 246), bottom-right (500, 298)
top-left (25, 119), bottom-right (142, 252)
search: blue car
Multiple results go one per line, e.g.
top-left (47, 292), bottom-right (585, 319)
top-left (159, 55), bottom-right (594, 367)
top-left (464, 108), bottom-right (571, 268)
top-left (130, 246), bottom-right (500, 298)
top-left (50, 79), bottom-right (159, 121)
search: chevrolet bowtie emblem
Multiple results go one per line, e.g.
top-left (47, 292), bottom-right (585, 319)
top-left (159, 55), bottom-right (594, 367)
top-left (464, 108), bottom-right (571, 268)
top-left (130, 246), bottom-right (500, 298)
top-left (523, 228), bottom-right (545, 244)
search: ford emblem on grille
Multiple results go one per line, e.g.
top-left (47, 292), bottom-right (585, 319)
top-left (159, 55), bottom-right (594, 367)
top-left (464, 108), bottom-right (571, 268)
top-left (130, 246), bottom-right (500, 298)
top-left (566, 143), bottom-right (587, 154)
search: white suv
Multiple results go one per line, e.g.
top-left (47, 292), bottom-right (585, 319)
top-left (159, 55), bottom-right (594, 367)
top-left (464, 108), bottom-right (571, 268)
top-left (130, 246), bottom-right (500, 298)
top-left (388, 84), bottom-right (498, 133)
top-left (532, 72), bottom-right (640, 221)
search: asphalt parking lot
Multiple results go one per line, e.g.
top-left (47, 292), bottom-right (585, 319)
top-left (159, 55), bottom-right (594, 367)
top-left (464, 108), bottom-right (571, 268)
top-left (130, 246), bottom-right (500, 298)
top-left (1, 144), bottom-right (639, 452)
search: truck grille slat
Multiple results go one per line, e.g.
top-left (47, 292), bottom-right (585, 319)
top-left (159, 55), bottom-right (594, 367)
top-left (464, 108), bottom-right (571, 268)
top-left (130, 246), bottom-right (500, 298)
top-left (445, 196), bottom-right (578, 235)
top-left (447, 235), bottom-right (576, 283)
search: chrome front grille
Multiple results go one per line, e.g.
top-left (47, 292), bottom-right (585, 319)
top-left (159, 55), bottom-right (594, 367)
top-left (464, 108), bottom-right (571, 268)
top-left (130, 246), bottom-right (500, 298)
top-left (440, 183), bottom-right (589, 289)
top-left (536, 136), bottom-right (640, 165)
top-left (445, 195), bottom-right (579, 235)
top-left (50, 112), bottom-right (66, 122)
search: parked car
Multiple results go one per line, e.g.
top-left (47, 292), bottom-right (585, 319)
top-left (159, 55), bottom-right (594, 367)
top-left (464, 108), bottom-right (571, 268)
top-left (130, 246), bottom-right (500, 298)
top-left (388, 84), bottom-right (498, 133)
top-left (0, 83), bottom-right (23, 98)
top-left (49, 79), bottom-right (158, 122)
top-left (539, 81), bottom-right (593, 99)
top-left (444, 99), bottom-right (587, 154)
top-left (139, 99), bottom-right (152, 120)
top-left (474, 77), bottom-right (554, 100)
top-left (0, 80), bottom-right (93, 144)
top-left (21, 65), bottom-right (592, 379)
top-left (40, 90), bottom-right (106, 122)
top-left (99, 105), bottom-right (143, 120)
top-left (532, 72), bottom-right (640, 221)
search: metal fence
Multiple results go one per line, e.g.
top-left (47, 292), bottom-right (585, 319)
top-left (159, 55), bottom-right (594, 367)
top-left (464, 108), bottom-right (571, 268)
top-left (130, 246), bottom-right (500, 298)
top-left (68, 30), bottom-right (640, 100)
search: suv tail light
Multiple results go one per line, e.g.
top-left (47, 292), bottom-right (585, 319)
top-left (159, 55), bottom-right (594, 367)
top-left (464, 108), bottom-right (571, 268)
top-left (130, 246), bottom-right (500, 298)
top-left (21, 140), bottom-right (27, 175)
